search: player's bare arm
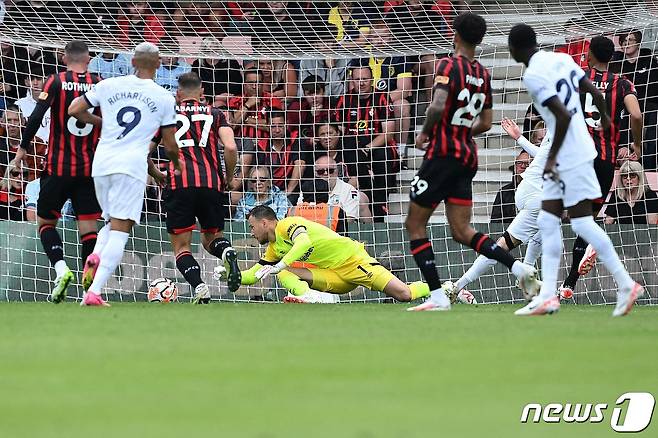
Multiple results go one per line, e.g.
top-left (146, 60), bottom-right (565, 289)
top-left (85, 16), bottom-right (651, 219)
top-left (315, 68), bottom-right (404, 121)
top-left (14, 96), bottom-right (50, 167)
top-left (416, 87), bottom-right (448, 149)
top-left (471, 108), bottom-right (492, 137)
top-left (623, 93), bottom-right (644, 157)
top-left (68, 96), bottom-right (102, 127)
top-left (147, 140), bottom-right (166, 187)
top-left (159, 126), bottom-right (182, 172)
top-left (219, 126), bottom-right (238, 186)
top-left (542, 96), bottom-right (572, 180)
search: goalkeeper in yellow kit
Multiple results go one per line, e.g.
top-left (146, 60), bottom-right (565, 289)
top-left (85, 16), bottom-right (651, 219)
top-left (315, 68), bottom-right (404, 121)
top-left (225, 205), bottom-right (430, 303)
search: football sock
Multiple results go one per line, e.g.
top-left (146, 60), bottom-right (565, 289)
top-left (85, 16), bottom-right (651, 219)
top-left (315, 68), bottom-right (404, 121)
top-left (570, 216), bottom-right (634, 289)
top-left (80, 231), bottom-right (98, 268)
top-left (524, 236), bottom-right (542, 266)
top-left (93, 223), bottom-right (112, 256)
top-left (39, 224), bottom-right (65, 268)
top-left (410, 238), bottom-right (441, 291)
top-left (277, 270), bottom-right (312, 296)
top-left (175, 251), bottom-right (203, 289)
top-left (208, 237), bottom-right (232, 261)
top-left (456, 255), bottom-right (497, 291)
top-left (537, 211), bottom-right (562, 299)
top-left (89, 230), bottom-right (129, 295)
top-left (409, 281), bottom-right (430, 300)
top-left (563, 236), bottom-right (587, 288)
top-left (469, 232), bottom-right (516, 270)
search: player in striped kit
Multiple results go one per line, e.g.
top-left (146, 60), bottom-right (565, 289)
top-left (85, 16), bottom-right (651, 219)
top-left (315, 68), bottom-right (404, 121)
top-left (13, 40), bottom-right (102, 303)
top-left (559, 35), bottom-right (644, 299)
top-left (155, 72), bottom-right (241, 304)
top-left (405, 12), bottom-right (539, 312)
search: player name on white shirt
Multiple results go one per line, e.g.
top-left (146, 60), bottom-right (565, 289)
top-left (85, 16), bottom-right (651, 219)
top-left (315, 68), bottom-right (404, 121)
top-left (522, 50), bottom-right (597, 171)
top-left (85, 75), bottom-right (176, 183)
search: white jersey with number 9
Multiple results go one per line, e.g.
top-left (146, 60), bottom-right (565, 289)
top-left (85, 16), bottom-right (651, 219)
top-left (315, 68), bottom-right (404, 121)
top-left (84, 75), bottom-right (177, 183)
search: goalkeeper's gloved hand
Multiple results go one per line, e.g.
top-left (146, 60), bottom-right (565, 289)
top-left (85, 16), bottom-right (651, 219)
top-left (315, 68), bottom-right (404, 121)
top-left (255, 261), bottom-right (287, 280)
top-left (213, 266), bottom-right (228, 281)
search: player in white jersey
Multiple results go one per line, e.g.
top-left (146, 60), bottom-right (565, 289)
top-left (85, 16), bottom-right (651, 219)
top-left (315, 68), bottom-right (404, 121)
top-left (447, 118), bottom-right (548, 303)
top-left (508, 24), bottom-right (644, 317)
top-left (68, 42), bottom-right (181, 306)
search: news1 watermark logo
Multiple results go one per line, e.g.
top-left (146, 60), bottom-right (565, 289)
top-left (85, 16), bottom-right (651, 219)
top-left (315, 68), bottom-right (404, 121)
top-left (521, 392), bottom-right (655, 432)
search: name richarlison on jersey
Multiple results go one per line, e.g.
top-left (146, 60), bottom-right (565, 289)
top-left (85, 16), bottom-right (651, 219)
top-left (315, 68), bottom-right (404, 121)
top-left (107, 91), bottom-right (159, 113)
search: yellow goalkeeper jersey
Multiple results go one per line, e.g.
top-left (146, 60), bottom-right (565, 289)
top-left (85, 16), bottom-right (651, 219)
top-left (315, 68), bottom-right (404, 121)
top-left (262, 216), bottom-right (363, 269)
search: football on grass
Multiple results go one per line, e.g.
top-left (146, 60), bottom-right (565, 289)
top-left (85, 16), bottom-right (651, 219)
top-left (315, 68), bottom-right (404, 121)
top-left (148, 278), bottom-right (178, 303)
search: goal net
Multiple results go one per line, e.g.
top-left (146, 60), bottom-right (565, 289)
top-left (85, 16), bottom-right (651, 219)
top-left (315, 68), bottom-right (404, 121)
top-left (0, 0), bottom-right (656, 305)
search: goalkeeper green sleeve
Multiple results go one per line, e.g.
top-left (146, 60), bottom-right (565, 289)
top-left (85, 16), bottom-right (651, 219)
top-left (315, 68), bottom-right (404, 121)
top-left (281, 232), bottom-right (313, 266)
top-left (241, 263), bottom-right (263, 285)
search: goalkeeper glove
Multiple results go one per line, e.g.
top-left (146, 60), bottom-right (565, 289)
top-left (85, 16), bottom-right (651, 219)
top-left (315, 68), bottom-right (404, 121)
top-left (255, 261), bottom-right (287, 280)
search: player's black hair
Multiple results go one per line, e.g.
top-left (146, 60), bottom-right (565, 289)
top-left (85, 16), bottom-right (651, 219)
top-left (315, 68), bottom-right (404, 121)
top-left (453, 13), bottom-right (487, 46)
top-left (589, 36), bottom-right (615, 64)
top-left (64, 40), bottom-right (89, 58)
top-left (300, 178), bottom-right (330, 204)
top-left (301, 75), bottom-right (326, 95)
top-left (508, 24), bottom-right (537, 51)
top-left (178, 72), bottom-right (202, 90)
top-left (247, 205), bottom-right (278, 221)
top-left (243, 67), bottom-right (263, 82)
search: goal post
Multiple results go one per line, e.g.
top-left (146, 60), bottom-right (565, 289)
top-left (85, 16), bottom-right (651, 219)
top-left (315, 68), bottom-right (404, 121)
top-left (0, 0), bottom-right (656, 304)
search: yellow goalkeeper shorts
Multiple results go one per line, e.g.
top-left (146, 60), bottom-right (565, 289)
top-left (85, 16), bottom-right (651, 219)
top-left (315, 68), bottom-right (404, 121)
top-left (308, 248), bottom-right (395, 294)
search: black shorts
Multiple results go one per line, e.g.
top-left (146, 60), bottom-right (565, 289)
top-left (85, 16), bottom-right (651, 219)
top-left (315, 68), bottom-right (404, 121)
top-left (163, 187), bottom-right (227, 235)
top-left (37, 175), bottom-right (101, 221)
top-left (409, 158), bottom-right (476, 209)
top-left (594, 158), bottom-right (615, 202)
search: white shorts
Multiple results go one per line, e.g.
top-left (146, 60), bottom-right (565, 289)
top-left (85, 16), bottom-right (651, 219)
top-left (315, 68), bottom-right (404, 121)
top-left (507, 180), bottom-right (541, 243)
top-left (542, 161), bottom-right (602, 208)
top-left (94, 174), bottom-right (146, 224)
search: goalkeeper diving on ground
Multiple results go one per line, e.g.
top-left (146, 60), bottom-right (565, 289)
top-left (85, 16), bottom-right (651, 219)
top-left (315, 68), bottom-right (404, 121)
top-left (216, 205), bottom-right (430, 303)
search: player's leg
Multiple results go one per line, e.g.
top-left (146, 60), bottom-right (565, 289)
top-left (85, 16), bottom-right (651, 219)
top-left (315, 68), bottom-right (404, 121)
top-left (278, 267), bottom-right (342, 303)
top-left (561, 159), bottom-right (614, 294)
top-left (83, 175), bottom-right (144, 306)
top-left (198, 190), bottom-right (241, 293)
top-left (36, 175), bottom-right (74, 303)
top-left (567, 201), bottom-right (643, 316)
top-left (70, 176), bottom-right (102, 290)
top-left (445, 201), bottom-right (538, 292)
top-left (169, 230), bottom-right (211, 305)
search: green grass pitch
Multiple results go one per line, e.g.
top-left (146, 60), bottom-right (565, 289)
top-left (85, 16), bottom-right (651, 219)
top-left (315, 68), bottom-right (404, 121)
top-left (0, 303), bottom-right (656, 438)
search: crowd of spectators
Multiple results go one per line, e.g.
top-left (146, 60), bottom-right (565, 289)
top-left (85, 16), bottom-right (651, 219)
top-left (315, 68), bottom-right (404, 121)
top-left (1, 1), bottom-right (658, 227)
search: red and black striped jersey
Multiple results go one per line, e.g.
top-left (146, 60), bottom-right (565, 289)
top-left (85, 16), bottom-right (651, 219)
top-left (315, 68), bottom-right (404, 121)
top-left (228, 95), bottom-right (283, 140)
top-left (426, 55), bottom-right (493, 169)
top-left (40, 70), bottom-right (102, 177)
top-left (582, 68), bottom-right (636, 163)
top-left (169, 99), bottom-right (229, 191)
top-left (254, 131), bottom-right (303, 191)
top-left (334, 91), bottom-right (393, 149)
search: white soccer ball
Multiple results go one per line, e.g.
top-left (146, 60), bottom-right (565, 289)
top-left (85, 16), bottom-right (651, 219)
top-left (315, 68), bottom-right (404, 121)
top-left (148, 278), bottom-right (178, 303)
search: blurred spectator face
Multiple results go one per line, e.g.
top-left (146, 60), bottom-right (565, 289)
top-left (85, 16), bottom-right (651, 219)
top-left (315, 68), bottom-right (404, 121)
top-left (315, 156), bottom-right (338, 185)
top-left (248, 168), bottom-right (272, 196)
top-left (160, 56), bottom-right (179, 67)
top-left (257, 60), bottom-right (273, 81)
top-left (316, 124), bottom-right (340, 151)
top-left (369, 22), bottom-right (393, 46)
top-left (530, 124), bottom-right (546, 145)
top-left (407, 0), bottom-right (424, 11)
top-left (514, 151), bottom-right (531, 175)
top-left (128, 1), bottom-right (148, 19)
top-left (351, 67), bottom-right (373, 96)
top-left (3, 110), bottom-right (23, 139)
top-left (621, 171), bottom-right (640, 190)
top-left (26, 76), bottom-right (44, 100)
top-left (303, 86), bottom-right (325, 108)
top-left (267, 2), bottom-right (287, 15)
top-left (269, 115), bottom-right (286, 139)
top-left (243, 71), bottom-right (261, 97)
top-left (7, 168), bottom-right (26, 193)
top-left (621, 32), bottom-right (641, 57)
